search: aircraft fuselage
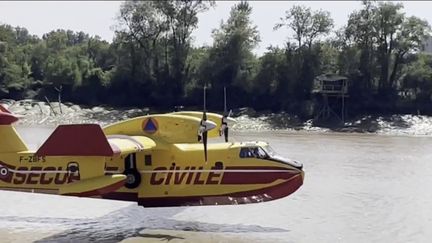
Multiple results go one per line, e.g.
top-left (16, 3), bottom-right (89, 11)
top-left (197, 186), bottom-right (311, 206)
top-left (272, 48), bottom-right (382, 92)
top-left (103, 141), bottom-right (304, 207)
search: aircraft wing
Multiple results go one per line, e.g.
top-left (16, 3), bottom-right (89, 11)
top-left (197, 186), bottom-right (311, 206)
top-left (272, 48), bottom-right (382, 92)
top-left (107, 135), bottom-right (156, 156)
top-left (103, 114), bottom-right (215, 144)
top-left (171, 111), bottom-right (237, 138)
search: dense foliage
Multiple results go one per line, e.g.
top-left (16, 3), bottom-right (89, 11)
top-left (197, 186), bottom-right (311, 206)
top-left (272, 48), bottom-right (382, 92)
top-left (0, 1), bottom-right (432, 117)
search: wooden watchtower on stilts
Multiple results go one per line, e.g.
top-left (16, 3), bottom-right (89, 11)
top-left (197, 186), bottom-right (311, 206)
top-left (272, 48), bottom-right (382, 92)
top-left (312, 74), bottom-right (349, 124)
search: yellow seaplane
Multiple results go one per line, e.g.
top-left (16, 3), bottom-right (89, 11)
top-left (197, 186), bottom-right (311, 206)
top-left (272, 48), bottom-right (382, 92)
top-left (0, 91), bottom-right (304, 207)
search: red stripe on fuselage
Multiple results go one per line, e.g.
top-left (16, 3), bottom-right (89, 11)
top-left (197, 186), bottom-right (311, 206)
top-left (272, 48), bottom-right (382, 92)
top-left (221, 166), bottom-right (300, 184)
top-left (102, 192), bottom-right (138, 202)
top-left (63, 179), bottom-right (126, 197)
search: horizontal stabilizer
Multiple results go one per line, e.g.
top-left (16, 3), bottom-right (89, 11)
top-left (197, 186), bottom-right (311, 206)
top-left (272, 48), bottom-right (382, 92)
top-left (60, 174), bottom-right (126, 197)
top-left (36, 124), bottom-right (114, 156)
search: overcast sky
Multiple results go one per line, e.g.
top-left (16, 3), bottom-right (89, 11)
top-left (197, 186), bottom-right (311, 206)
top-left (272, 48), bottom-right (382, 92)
top-left (0, 1), bottom-right (431, 55)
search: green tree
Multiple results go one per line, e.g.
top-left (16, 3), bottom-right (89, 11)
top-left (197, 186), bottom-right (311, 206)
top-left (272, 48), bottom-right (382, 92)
top-left (272, 5), bottom-right (334, 114)
top-left (199, 1), bottom-right (260, 108)
top-left (402, 54), bottom-right (432, 104)
top-left (115, 0), bottom-right (213, 107)
top-left (252, 46), bottom-right (287, 110)
top-left (274, 5), bottom-right (333, 49)
top-left (390, 16), bottom-right (430, 88)
top-left (155, 1), bottom-right (215, 103)
top-left (0, 25), bottom-right (35, 98)
top-left (345, 0), bottom-right (376, 92)
top-left (347, 1), bottom-right (431, 91)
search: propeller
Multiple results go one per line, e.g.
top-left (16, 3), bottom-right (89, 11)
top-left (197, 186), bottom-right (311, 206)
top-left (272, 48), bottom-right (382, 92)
top-left (198, 85), bottom-right (209, 162)
top-left (219, 87), bottom-right (231, 142)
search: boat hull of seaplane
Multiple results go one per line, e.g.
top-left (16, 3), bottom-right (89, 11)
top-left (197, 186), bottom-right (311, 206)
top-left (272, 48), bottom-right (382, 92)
top-left (137, 166), bottom-right (304, 207)
top-left (102, 169), bottom-right (303, 207)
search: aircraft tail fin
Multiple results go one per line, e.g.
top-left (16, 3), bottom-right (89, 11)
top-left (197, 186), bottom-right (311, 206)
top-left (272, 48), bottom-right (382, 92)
top-left (35, 124), bottom-right (115, 157)
top-left (0, 104), bottom-right (28, 153)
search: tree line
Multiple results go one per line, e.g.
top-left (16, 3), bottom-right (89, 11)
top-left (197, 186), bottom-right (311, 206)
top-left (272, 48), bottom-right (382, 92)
top-left (0, 1), bottom-right (431, 118)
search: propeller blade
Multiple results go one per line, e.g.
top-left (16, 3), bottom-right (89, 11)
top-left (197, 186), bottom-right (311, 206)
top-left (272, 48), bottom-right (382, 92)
top-left (224, 126), bottom-right (228, 143)
top-left (203, 130), bottom-right (208, 162)
top-left (227, 116), bottom-right (237, 123)
top-left (220, 86), bottom-right (230, 142)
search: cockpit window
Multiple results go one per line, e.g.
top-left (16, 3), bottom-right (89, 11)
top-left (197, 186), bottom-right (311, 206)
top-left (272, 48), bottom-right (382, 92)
top-left (239, 147), bottom-right (268, 159)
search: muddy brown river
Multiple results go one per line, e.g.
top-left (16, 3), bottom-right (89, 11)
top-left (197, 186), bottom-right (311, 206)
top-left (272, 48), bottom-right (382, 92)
top-left (1, 127), bottom-right (431, 242)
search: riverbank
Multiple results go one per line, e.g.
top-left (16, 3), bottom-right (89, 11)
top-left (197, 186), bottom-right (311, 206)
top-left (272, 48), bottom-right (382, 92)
top-left (2, 99), bottom-right (432, 136)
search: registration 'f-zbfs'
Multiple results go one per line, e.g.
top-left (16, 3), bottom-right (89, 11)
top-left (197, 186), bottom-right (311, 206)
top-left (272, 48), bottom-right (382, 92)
top-left (0, 104), bottom-right (304, 207)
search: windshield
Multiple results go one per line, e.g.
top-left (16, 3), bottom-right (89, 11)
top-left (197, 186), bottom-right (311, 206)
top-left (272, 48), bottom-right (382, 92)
top-left (239, 146), bottom-right (268, 159)
top-left (239, 145), bottom-right (302, 169)
top-left (261, 145), bottom-right (278, 158)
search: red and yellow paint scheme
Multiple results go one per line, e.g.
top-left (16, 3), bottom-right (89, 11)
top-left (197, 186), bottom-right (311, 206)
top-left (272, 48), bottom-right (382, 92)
top-left (0, 104), bottom-right (304, 207)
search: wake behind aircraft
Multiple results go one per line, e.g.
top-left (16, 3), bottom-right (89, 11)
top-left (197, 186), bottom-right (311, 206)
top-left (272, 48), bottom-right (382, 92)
top-left (0, 92), bottom-right (304, 207)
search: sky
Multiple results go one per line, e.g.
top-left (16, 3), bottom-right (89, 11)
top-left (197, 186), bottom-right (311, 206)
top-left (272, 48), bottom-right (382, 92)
top-left (0, 1), bottom-right (431, 56)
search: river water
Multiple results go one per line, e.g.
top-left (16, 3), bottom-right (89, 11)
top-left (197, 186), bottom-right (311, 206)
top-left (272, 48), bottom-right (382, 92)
top-left (1, 127), bottom-right (432, 243)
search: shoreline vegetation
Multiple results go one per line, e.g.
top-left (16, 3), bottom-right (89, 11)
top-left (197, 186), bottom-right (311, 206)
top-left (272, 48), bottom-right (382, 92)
top-left (4, 99), bottom-right (432, 136)
top-left (1, 1), bottom-right (432, 124)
